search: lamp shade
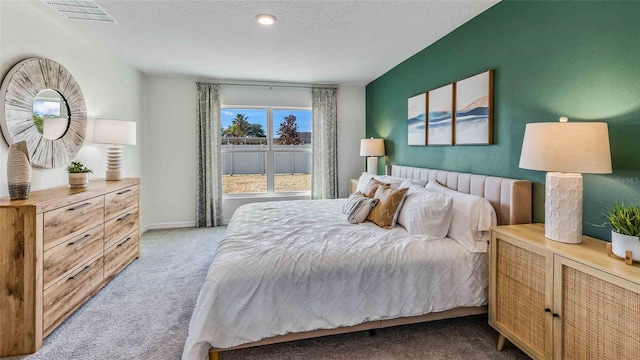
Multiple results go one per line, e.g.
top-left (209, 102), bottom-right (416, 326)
top-left (519, 121), bottom-right (612, 174)
top-left (93, 119), bottom-right (136, 145)
top-left (360, 138), bottom-right (385, 157)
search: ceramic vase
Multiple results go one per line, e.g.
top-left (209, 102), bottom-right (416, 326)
top-left (68, 173), bottom-right (90, 189)
top-left (611, 230), bottom-right (640, 261)
top-left (7, 141), bottom-right (32, 200)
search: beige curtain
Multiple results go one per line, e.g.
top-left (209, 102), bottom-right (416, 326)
top-left (311, 87), bottom-right (338, 199)
top-left (196, 83), bottom-right (223, 227)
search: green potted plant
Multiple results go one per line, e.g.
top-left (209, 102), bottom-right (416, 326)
top-left (67, 161), bottom-right (93, 189)
top-left (604, 203), bottom-right (640, 261)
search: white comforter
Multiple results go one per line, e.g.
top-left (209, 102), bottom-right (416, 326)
top-left (183, 200), bottom-right (488, 360)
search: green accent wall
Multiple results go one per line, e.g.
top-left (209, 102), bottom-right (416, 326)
top-left (366, 0), bottom-right (640, 241)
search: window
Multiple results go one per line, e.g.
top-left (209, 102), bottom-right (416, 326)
top-left (221, 107), bottom-right (312, 195)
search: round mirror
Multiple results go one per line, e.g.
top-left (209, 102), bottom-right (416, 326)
top-left (0, 58), bottom-right (87, 168)
top-left (32, 89), bottom-right (70, 140)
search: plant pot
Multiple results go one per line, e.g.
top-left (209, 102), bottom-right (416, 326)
top-left (69, 173), bottom-right (90, 189)
top-left (611, 230), bottom-right (640, 261)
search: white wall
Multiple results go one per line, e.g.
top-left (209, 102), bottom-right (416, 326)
top-left (0, 2), bottom-right (144, 197)
top-left (142, 76), bottom-right (365, 226)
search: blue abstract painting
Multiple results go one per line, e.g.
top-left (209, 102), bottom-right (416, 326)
top-left (428, 84), bottom-right (453, 145)
top-left (455, 71), bottom-right (493, 145)
top-left (407, 93), bottom-right (426, 146)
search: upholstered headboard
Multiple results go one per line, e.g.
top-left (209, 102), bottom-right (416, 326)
top-left (387, 165), bottom-right (532, 226)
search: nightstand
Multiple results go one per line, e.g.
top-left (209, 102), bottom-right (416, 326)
top-left (489, 224), bottom-right (640, 359)
top-left (349, 178), bottom-right (358, 195)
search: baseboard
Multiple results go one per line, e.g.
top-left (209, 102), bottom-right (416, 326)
top-left (142, 221), bottom-right (196, 233)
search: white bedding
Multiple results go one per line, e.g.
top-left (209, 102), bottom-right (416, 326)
top-left (183, 199), bottom-right (488, 360)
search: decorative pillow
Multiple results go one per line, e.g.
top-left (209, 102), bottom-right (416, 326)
top-left (367, 185), bottom-right (409, 229)
top-left (425, 181), bottom-right (497, 252)
top-left (397, 187), bottom-right (453, 239)
top-left (342, 192), bottom-right (379, 224)
top-left (361, 178), bottom-right (386, 198)
top-left (373, 175), bottom-right (406, 189)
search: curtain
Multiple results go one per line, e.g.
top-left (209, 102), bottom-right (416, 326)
top-left (196, 83), bottom-right (223, 227)
top-left (311, 87), bottom-right (338, 199)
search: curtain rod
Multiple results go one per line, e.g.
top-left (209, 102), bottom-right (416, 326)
top-left (197, 82), bottom-right (337, 90)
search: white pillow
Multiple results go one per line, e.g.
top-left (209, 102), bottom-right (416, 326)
top-left (399, 179), bottom-right (428, 190)
top-left (356, 173), bottom-right (409, 192)
top-left (342, 192), bottom-right (379, 224)
top-left (397, 187), bottom-right (453, 239)
top-left (425, 181), bottom-right (497, 252)
top-left (356, 172), bottom-right (375, 193)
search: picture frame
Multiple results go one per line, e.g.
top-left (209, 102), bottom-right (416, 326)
top-left (454, 70), bottom-right (494, 145)
top-left (427, 84), bottom-right (454, 146)
top-left (407, 93), bottom-right (426, 146)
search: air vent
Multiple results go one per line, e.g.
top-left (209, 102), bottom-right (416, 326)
top-left (43, 0), bottom-right (117, 23)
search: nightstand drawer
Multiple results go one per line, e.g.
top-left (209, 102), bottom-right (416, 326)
top-left (104, 231), bottom-right (139, 280)
top-left (43, 255), bottom-right (104, 336)
top-left (105, 185), bottom-right (139, 220)
top-left (104, 206), bottom-right (139, 249)
top-left (43, 226), bottom-right (104, 290)
top-left (43, 196), bottom-right (104, 247)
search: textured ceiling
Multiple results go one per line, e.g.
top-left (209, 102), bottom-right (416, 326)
top-left (41, 0), bottom-right (499, 85)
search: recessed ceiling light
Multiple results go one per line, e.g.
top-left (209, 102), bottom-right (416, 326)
top-left (256, 14), bottom-right (276, 26)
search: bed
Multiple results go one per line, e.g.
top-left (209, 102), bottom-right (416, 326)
top-left (183, 165), bottom-right (532, 360)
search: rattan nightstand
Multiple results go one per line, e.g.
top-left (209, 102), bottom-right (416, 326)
top-left (489, 224), bottom-right (640, 359)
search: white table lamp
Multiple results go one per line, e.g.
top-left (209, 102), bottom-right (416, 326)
top-left (360, 138), bottom-right (385, 175)
top-left (519, 117), bottom-right (612, 244)
top-left (93, 119), bottom-right (136, 181)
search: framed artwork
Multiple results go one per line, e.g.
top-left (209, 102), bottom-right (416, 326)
top-left (407, 93), bottom-right (426, 146)
top-left (454, 70), bottom-right (493, 145)
top-left (427, 84), bottom-right (453, 145)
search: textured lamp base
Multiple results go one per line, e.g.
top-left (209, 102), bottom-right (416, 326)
top-left (367, 157), bottom-right (378, 175)
top-left (105, 145), bottom-right (124, 181)
top-left (545, 172), bottom-right (583, 244)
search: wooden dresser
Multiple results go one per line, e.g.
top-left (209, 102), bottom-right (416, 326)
top-left (489, 224), bottom-right (640, 359)
top-left (0, 178), bottom-right (140, 357)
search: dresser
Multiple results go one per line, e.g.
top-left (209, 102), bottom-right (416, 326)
top-left (0, 178), bottom-right (140, 357)
top-left (489, 224), bottom-right (640, 359)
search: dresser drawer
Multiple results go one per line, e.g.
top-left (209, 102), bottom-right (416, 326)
top-left (104, 207), bottom-right (139, 249)
top-left (43, 255), bottom-right (104, 336)
top-left (43, 196), bottom-right (104, 247)
top-left (105, 231), bottom-right (139, 281)
top-left (43, 226), bottom-right (104, 290)
top-left (105, 185), bottom-right (139, 220)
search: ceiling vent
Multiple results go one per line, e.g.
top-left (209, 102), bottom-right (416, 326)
top-left (43, 0), bottom-right (117, 23)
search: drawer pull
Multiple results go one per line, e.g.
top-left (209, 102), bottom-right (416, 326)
top-left (68, 202), bottom-right (91, 211)
top-left (68, 234), bottom-right (92, 246)
top-left (117, 237), bottom-right (133, 247)
top-left (117, 213), bottom-right (132, 222)
top-left (68, 265), bottom-right (91, 281)
top-left (117, 189), bottom-right (132, 195)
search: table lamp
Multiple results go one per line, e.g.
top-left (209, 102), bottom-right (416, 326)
top-left (93, 119), bottom-right (136, 181)
top-left (519, 117), bottom-right (612, 243)
top-left (360, 138), bottom-right (385, 175)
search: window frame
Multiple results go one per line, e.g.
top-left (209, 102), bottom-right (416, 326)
top-left (221, 105), bottom-right (312, 198)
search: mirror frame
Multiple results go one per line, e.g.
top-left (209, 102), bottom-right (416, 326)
top-left (0, 58), bottom-right (87, 168)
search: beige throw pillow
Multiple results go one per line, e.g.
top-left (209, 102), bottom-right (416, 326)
top-left (367, 185), bottom-right (409, 229)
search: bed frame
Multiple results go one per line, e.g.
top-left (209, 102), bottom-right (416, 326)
top-left (209, 165), bottom-right (532, 359)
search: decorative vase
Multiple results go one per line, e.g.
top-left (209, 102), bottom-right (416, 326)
top-left (68, 173), bottom-right (90, 189)
top-left (7, 141), bottom-right (32, 200)
top-left (611, 230), bottom-right (640, 261)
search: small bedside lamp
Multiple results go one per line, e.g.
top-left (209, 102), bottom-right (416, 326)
top-left (360, 138), bottom-right (385, 175)
top-left (519, 117), bottom-right (612, 244)
top-left (93, 119), bottom-right (136, 181)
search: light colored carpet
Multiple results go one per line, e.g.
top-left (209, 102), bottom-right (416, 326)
top-left (10, 227), bottom-right (528, 360)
